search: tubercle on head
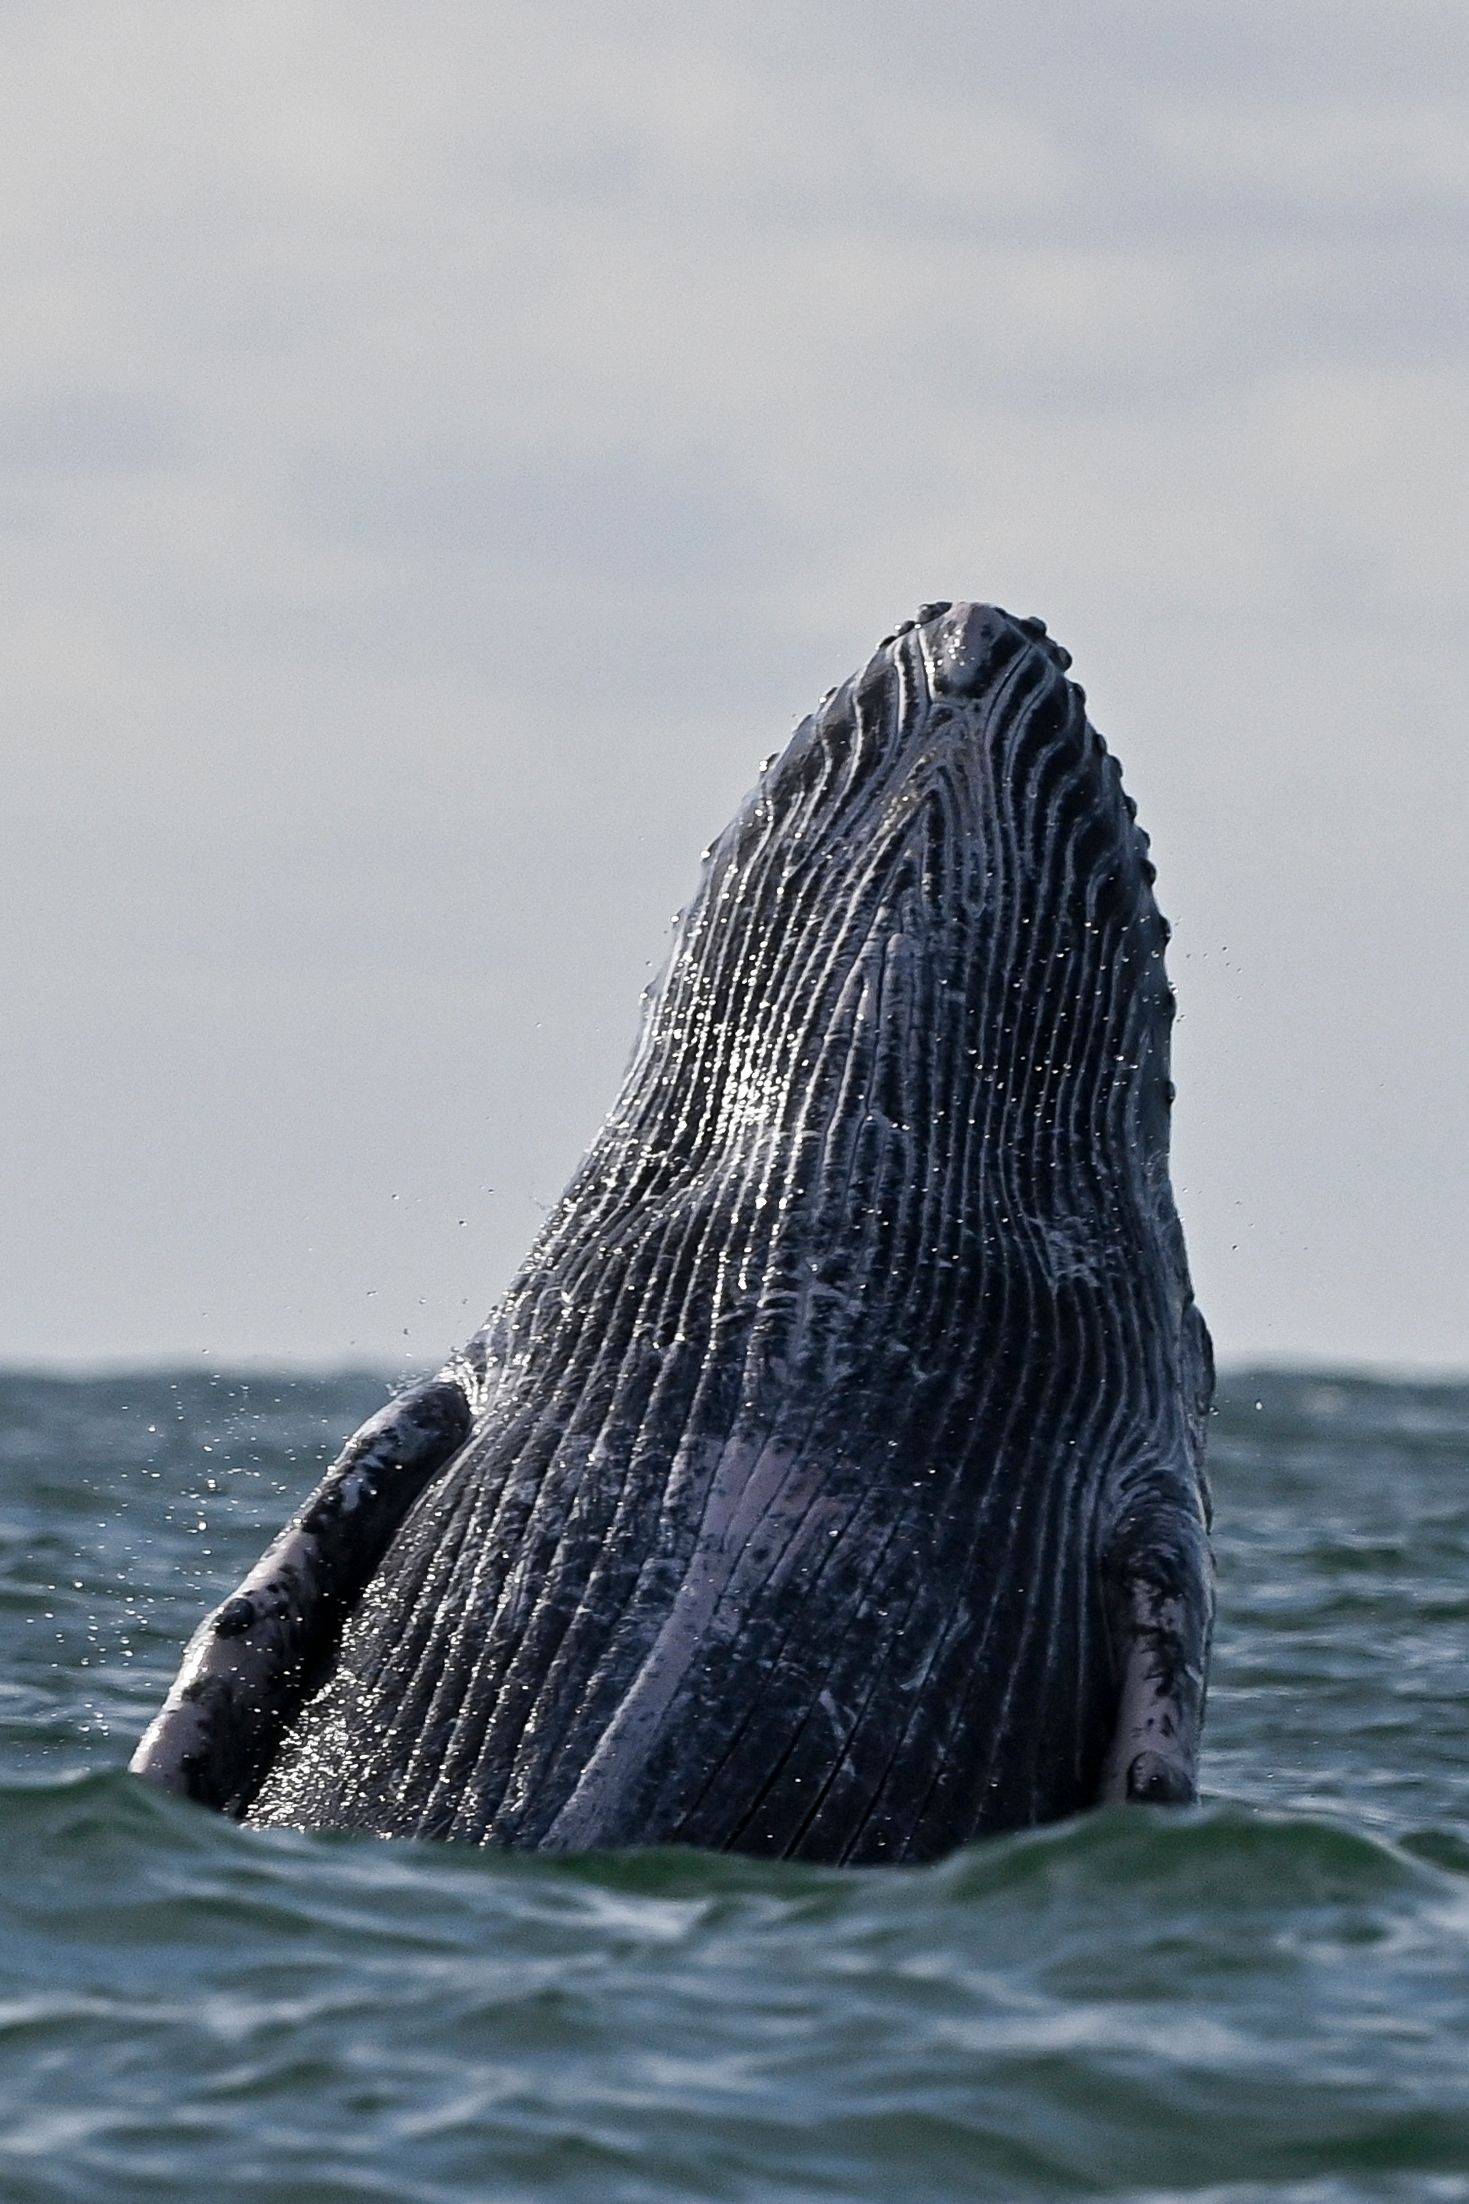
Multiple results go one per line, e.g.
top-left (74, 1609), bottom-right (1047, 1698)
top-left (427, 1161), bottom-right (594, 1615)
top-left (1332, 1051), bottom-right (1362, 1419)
top-left (898, 598), bottom-right (1168, 896)
top-left (675, 598), bottom-right (1175, 986)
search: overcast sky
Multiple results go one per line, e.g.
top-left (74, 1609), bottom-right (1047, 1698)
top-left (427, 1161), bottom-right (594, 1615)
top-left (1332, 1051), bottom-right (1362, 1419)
top-left (4, 1), bottom-right (1465, 1373)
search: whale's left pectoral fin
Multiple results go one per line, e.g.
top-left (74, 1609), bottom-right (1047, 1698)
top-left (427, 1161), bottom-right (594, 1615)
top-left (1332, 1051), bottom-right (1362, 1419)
top-left (1098, 1469), bottom-right (1214, 1807)
top-left (129, 1375), bottom-right (472, 1818)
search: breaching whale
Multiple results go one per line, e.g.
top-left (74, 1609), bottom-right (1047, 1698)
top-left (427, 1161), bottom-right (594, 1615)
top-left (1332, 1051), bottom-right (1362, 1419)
top-left (132, 601), bottom-right (1215, 1860)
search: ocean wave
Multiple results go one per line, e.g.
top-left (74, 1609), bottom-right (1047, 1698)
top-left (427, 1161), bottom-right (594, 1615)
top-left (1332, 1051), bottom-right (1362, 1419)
top-left (4, 1370), bottom-right (1469, 2200)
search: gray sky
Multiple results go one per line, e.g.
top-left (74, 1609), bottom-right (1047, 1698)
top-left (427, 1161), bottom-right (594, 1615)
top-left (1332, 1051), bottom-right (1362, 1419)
top-left (4, 1), bottom-right (1466, 1372)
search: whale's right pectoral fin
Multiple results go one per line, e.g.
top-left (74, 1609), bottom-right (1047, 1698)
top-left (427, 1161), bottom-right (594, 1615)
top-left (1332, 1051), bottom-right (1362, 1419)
top-left (129, 1374), bottom-right (472, 1818)
top-left (1098, 1465), bottom-right (1214, 1807)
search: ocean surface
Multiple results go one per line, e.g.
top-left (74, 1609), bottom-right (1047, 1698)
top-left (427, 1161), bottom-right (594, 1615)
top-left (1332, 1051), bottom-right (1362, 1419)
top-left (2, 1367), bottom-right (1467, 2203)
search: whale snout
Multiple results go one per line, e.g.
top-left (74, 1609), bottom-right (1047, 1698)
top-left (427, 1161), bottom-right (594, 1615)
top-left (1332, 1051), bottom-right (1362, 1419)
top-left (911, 600), bottom-right (1074, 701)
top-left (730, 596), bottom-right (1098, 906)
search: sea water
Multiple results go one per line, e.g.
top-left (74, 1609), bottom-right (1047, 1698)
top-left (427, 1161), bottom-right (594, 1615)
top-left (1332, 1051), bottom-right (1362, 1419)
top-left (2, 1367), bottom-right (1467, 2202)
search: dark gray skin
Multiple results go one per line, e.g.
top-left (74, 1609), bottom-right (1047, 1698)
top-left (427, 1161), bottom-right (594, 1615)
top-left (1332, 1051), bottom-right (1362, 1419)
top-left (130, 1380), bottom-right (471, 1813)
top-left (133, 601), bottom-right (1214, 1860)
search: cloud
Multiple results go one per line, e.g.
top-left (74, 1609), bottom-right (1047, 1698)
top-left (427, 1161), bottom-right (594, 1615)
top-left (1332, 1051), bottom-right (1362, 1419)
top-left (2, 0), bottom-right (1465, 1365)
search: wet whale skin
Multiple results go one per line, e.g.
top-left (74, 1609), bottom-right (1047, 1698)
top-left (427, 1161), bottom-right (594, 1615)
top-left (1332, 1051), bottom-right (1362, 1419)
top-left (244, 601), bottom-right (1214, 1860)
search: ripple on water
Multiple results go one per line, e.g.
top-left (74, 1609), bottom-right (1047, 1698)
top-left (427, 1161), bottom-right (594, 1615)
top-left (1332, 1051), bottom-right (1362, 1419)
top-left (2, 1367), bottom-right (1468, 2201)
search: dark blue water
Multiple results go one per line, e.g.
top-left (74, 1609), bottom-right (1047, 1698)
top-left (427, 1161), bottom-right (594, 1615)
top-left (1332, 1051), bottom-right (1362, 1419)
top-left (3, 1368), bottom-right (1468, 2201)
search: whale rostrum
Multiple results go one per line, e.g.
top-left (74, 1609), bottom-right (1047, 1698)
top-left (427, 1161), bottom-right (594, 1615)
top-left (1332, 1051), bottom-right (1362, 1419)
top-left (133, 601), bottom-right (1215, 1861)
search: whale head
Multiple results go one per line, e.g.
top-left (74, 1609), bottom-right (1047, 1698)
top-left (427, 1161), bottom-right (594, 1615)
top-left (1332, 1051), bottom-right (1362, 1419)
top-left (617, 601), bottom-right (1175, 1217)
top-left (232, 601), bottom-right (1212, 1858)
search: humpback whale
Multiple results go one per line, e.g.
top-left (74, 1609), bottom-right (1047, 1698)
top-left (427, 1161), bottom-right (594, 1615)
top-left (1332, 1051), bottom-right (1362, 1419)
top-left (132, 601), bottom-right (1214, 1860)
